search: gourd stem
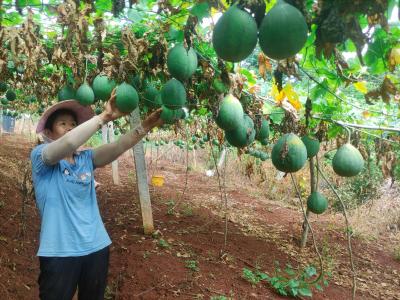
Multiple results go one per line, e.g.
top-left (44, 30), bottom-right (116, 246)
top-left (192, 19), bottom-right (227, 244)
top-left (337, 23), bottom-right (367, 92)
top-left (84, 58), bottom-right (88, 83)
top-left (345, 126), bottom-right (351, 144)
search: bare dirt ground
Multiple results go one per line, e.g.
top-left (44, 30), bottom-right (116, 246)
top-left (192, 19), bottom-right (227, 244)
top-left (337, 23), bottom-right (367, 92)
top-left (0, 134), bottom-right (399, 299)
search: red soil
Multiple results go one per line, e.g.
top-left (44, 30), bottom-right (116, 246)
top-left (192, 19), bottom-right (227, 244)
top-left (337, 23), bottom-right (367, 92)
top-left (0, 134), bottom-right (399, 300)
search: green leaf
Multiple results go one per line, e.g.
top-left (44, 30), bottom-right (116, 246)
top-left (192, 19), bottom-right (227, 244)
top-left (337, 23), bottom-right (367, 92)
top-left (96, 0), bottom-right (112, 12)
top-left (262, 103), bottom-right (285, 125)
top-left (311, 79), bottom-right (328, 100)
top-left (190, 2), bottom-right (209, 21)
top-left (197, 107), bottom-right (208, 116)
top-left (288, 279), bottom-right (300, 288)
top-left (127, 8), bottom-right (144, 23)
top-left (269, 276), bottom-right (280, 286)
top-left (242, 268), bottom-right (258, 285)
top-left (255, 270), bottom-right (269, 281)
top-left (3, 12), bottom-right (23, 26)
top-left (364, 29), bottom-right (390, 75)
top-left (19, 0), bottom-right (41, 6)
top-left (168, 27), bottom-right (184, 42)
top-left (316, 68), bottom-right (338, 80)
top-left (285, 266), bottom-right (296, 276)
top-left (277, 288), bottom-right (288, 296)
top-left (299, 287), bottom-right (313, 297)
top-left (345, 40), bottom-right (357, 52)
top-left (289, 287), bottom-right (299, 296)
top-left (315, 283), bottom-right (323, 291)
top-left (327, 124), bottom-right (343, 139)
top-left (305, 266), bottom-right (317, 278)
top-left (46, 31), bottom-right (58, 39)
top-left (266, 0), bottom-right (278, 12)
top-left (240, 68), bottom-right (256, 85)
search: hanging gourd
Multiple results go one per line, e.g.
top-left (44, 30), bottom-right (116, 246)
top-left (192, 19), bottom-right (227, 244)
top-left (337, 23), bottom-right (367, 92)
top-left (212, 5), bottom-right (258, 62)
top-left (258, 0), bottom-right (308, 60)
top-left (271, 133), bottom-right (307, 173)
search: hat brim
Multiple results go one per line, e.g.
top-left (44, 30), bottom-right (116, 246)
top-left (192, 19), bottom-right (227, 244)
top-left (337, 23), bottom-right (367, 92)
top-left (36, 100), bottom-right (95, 133)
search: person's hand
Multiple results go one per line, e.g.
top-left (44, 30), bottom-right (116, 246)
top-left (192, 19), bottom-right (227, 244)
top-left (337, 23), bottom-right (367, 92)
top-left (99, 89), bottom-right (128, 123)
top-left (142, 108), bottom-right (164, 132)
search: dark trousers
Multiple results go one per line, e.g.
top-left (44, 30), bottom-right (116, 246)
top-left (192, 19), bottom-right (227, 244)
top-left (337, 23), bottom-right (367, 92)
top-left (38, 246), bottom-right (109, 300)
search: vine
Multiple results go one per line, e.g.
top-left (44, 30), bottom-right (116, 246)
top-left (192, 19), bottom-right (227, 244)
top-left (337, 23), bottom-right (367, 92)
top-left (316, 165), bottom-right (357, 300)
top-left (290, 174), bottom-right (324, 286)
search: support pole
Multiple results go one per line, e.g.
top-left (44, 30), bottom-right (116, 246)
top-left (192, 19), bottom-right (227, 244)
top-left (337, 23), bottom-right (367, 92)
top-left (28, 116), bottom-right (34, 141)
top-left (193, 149), bottom-right (197, 169)
top-left (130, 108), bottom-right (154, 234)
top-left (20, 115), bottom-right (26, 134)
top-left (108, 122), bottom-right (120, 185)
top-left (0, 105), bottom-right (3, 136)
top-left (101, 124), bottom-right (108, 144)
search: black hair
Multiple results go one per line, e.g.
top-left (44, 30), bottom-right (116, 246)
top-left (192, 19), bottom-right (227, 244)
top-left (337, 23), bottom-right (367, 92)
top-left (44, 109), bottom-right (78, 131)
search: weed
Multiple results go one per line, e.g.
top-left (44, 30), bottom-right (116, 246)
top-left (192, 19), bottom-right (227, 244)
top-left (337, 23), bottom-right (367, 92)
top-left (321, 238), bottom-right (337, 276)
top-left (394, 246), bottom-right (400, 261)
top-left (185, 260), bottom-right (199, 272)
top-left (157, 238), bottom-right (170, 249)
top-left (181, 203), bottom-right (193, 216)
top-left (104, 286), bottom-right (112, 299)
top-left (104, 284), bottom-right (115, 300)
top-left (242, 262), bottom-right (329, 298)
top-left (242, 267), bottom-right (268, 286)
top-left (166, 199), bottom-right (175, 215)
top-left (210, 296), bottom-right (230, 300)
top-left (127, 170), bottom-right (135, 182)
top-left (143, 251), bottom-right (150, 259)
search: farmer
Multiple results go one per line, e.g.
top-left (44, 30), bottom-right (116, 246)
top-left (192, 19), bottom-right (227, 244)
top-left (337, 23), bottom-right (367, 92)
top-left (31, 90), bottom-right (162, 300)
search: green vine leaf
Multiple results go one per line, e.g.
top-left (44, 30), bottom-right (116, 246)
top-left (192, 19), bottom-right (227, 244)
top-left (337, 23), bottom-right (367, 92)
top-left (365, 29), bottom-right (390, 75)
top-left (96, 0), bottom-right (113, 13)
top-left (190, 2), bottom-right (210, 21)
top-left (299, 287), bottom-right (313, 297)
top-left (127, 9), bottom-right (145, 23)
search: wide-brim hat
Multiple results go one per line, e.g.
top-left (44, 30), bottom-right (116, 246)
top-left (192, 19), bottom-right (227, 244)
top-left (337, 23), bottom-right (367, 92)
top-left (36, 100), bottom-right (94, 133)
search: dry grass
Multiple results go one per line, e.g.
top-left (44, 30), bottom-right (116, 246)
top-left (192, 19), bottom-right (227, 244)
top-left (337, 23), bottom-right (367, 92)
top-left (349, 180), bottom-right (400, 240)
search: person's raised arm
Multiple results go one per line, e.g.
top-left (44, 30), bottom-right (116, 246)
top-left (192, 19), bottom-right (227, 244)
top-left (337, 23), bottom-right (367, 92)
top-left (42, 90), bottom-right (126, 165)
top-left (92, 109), bottom-right (163, 168)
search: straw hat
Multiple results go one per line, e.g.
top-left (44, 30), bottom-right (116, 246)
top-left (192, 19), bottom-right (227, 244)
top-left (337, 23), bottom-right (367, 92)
top-left (36, 100), bottom-right (94, 133)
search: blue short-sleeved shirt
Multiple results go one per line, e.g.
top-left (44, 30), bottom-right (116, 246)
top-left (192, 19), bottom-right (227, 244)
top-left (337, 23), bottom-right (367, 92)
top-left (31, 144), bottom-right (111, 257)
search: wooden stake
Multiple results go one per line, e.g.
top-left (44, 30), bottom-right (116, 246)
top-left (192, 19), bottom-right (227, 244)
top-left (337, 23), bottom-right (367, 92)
top-left (130, 108), bottom-right (154, 234)
top-left (193, 149), bottom-right (197, 169)
top-left (20, 115), bottom-right (26, 134)
top-left (0, 106), bottom-right (3, 136)
top-left (108, 122), bottom-right (120, 185)
top-left (101, 124), bottom-right (108, 144)
top-left (28, 116), bottom-right (34, 141)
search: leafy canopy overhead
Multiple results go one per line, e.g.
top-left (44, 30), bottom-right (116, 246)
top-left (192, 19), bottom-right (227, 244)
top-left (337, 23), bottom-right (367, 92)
top-left (0, 0), bottom-right (399, 142)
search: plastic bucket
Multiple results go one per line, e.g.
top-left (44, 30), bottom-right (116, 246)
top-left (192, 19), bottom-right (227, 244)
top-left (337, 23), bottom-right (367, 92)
top-left (2, 115), bottom-right (15, 133)
top-left (151, 175), bottom-right (165, 187)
